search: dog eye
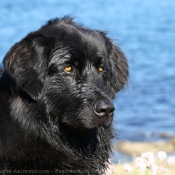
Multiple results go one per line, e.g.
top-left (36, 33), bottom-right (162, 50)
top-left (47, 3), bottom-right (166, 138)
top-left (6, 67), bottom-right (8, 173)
top-left (98, 66), bottom-right (104, 72)
top-left (64, 66), bottom-right (73, 72)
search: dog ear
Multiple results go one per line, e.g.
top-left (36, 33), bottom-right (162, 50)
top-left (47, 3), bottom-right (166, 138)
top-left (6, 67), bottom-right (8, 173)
top-left (107, 41), bottom-right (129, 97)
top-left (3, 33), bottom-right (53, 100)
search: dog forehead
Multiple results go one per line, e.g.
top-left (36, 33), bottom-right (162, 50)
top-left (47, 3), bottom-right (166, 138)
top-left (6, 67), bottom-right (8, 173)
top-left (82, 31), bottom-right (107, 52)
top-left (54, 26), bottom-right (107, 58)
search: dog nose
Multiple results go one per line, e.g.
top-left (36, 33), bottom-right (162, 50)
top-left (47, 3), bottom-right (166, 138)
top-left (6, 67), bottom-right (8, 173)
top-left (94, 100), bottom-right (115, 118)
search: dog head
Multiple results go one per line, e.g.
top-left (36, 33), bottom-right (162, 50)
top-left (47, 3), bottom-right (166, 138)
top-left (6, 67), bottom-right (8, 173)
top-left (3, 17), bottom-right (128, 131)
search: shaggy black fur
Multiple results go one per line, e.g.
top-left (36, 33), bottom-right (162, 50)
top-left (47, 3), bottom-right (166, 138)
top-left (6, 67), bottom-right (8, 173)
top-left (0, 17), bottom-right (128, 175)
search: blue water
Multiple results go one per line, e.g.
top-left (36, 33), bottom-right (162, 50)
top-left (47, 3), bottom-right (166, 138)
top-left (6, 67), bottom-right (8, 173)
top-left (0, 0), bottom-right (175, 142)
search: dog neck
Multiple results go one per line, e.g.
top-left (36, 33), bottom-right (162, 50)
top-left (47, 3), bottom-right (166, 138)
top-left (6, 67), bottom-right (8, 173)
top-left (57, 122), bottom-right (113, 156)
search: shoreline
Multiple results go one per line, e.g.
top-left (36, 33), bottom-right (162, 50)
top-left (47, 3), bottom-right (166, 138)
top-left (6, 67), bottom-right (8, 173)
top-left (110, 138), bottom-right (175, 174)
top-left (115, 139), bottom-right (175, 157)
top-left (112, 133), bottom-right (175, 163)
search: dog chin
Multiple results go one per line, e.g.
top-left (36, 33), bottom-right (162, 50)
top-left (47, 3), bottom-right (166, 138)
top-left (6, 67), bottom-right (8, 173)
top-left (102, 117), bottom-right (113, 128)
top-left (73, 117), bottom-right (113, 130)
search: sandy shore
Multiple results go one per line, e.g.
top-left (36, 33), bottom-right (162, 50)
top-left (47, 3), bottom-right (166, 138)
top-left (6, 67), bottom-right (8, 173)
top-left (115, 139), bottom-right (175, 156)
top-left (110, 138), bottom-right (175, 175)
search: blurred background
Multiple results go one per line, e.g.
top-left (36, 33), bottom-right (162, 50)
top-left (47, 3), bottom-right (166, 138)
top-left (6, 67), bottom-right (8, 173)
top-left (0, 0), bottom-right (175, 162)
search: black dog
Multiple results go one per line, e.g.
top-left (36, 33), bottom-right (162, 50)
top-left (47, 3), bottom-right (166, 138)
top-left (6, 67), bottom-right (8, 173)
top-left (0, 17), bottom-right (128, 174)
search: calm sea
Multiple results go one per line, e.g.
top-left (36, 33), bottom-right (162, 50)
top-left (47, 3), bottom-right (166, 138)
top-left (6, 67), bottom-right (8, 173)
top-left (0, 0), bottom-right (175, 142)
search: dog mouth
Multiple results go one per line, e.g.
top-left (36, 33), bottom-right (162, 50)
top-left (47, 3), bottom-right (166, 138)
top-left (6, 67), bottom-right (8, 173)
top-left (65, 106), bottom-right (114, 130)
top-left (56, 97), bottom-right (115, 130)
top-left (58, 111), bottom-right (114, 131)
top-left (97, 117), bottom-right (113, 129)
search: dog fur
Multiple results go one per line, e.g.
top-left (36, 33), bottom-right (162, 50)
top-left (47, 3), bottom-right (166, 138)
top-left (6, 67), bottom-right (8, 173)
top-left (0, 16), bottom-right (128, 174)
